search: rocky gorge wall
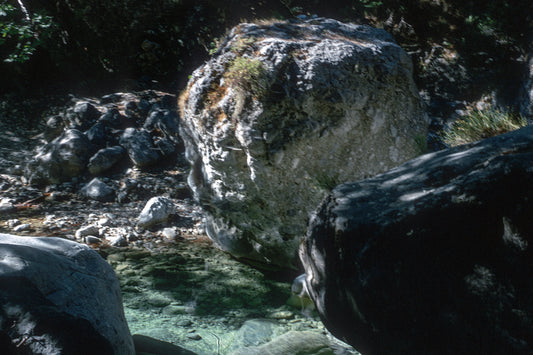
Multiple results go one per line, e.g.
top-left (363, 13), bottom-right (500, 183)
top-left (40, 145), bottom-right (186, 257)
top-left (179, 18), bottom-right (428, 269)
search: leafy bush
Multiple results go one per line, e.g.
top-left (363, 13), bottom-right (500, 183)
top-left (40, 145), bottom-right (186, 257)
top-left (0, 3), bottom-right (56, 63)
top-left (442, 108), bottom-right (527, 147)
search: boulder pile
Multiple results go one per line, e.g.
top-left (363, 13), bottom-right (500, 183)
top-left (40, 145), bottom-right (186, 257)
top-left (25, 91), bottom-right (182, 186)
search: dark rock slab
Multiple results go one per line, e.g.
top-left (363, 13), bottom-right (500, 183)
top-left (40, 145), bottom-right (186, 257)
top-left (300, 126), bottom-right (533, 354)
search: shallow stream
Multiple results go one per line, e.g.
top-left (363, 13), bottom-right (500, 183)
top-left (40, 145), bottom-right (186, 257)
top-left (106, 235), bottom-right (356, 354)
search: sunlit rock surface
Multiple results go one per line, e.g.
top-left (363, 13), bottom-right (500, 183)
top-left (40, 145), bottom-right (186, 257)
top-left (179, 17), bottom-right (427, 269)
top-left (301, 126), bottom-right (533, 354)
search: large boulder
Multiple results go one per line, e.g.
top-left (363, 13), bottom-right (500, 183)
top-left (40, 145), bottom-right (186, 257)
top-left (300, 126), bottom-right (533, 354)
top-left (179, 18), bottom-right (427, 269)
top-left (0, 234), bottom-right (134, 354)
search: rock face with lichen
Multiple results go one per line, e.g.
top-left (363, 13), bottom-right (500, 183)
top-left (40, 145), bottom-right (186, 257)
top-left (179, 18), bottom-right (428, 269)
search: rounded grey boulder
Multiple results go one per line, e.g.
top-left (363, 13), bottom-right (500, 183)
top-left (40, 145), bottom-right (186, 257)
top-left (179, 18), bottom-right (428, 269)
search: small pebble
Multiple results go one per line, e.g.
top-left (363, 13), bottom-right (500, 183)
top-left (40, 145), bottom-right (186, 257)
top-left (6, 219), bottom-right (20, 228)
top-left (186, 333), bottom-right (202, 340)
top-left (84, 235), bottom-right (101, 244)
top-left (13, 223), bottom-right (30, 232)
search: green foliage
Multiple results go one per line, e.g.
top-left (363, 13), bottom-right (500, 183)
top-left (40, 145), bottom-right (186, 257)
top-left (224, 56), bottom-right (265, 95)
top-left (442, 108), bottom-right (527, 147)
top-left (0, 3), bottom-right (56, 63)
top-left (360, 0), bottom-right (383, 9)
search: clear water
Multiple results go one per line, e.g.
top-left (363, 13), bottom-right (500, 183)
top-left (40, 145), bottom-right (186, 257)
top-left (107, 236), bottom-right (350, 354)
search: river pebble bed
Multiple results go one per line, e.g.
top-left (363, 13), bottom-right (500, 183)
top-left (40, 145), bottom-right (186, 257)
top-left (0, 93), bottom-right (359, 354)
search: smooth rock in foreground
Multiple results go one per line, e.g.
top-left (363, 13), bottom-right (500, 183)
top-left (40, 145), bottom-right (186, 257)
top-left (300, 126), bottom-right (533, 354)
top-left (0, 234), bottom-right (134, 354)
top-left (180, 18), bottom-right (427, 269)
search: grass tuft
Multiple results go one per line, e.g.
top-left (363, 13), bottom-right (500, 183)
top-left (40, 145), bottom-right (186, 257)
top-left (442, 108), bottom-right (527, 147)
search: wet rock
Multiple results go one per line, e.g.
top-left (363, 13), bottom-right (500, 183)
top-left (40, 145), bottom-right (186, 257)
top-left (0, 234), bottom-right (134, 354)
top-left (80, 178), bottom-right (115, 202)
top-left (287, 274), bottom-right (314, 311)
top-left (88, 146), bottom-right (128, 175)
top-left (25, 129), bottom-right (91, 185)
top-left (180, 18), bottom-right (427, 269)
top-left (300, 126), bottom-right (533, 354)
top-left (120, 128), bottom-right (160, 168)
top-left (231, 319), bottom-right (277, 349)
top-left (229, 330), bottom-right (338, 355)
top-left (137, 196), bottom-right (174, 228)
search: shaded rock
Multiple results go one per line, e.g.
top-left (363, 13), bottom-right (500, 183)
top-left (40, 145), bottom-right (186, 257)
top-left (85, 121), bottom-right (108, 149)
top-left (81, 178), bottom-right (115, 202)
top-left (231, 319), bottom-right (278, 349)
top-left (300, 126), bottom-right (533, 354)
top-left (88, 145), bottom-right (127, 175)
top-left (0, 276), bottom-right (114, 354)
top-left (154, 136), bottom-right (177, 157)
top-left (133, 334), bottom-right (197, 355)
top-left (44, 115), bottom-right (65, 141)
top-left (99, 108), bottom-right (126, 128)
top-left (120, 128), bottom-right (160, 168)
top-left (0, 234), bottom-right (134, 354)
top-left (25, 129), bottom-right (91, 185)
top-left (179, 18), bottom-right (427, 269)
top-left (137, 196), bottom-right (174, 228)
top-left (66, 101), bottom-right (101, 130)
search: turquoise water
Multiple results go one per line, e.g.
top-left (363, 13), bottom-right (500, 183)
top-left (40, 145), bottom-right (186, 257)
top-left (106, 236), bottom-right (340, 354)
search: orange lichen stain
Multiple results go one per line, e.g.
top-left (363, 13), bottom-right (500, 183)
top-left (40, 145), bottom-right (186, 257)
top-left (206, 81), bottom-right (228, 108)
top-left (216, 110), bottom-right (228, 123)
top-left (178, 88), bottom-right (190, 118)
